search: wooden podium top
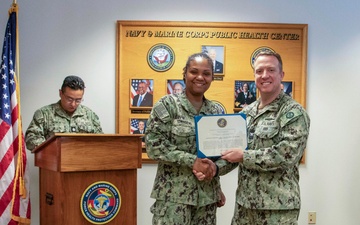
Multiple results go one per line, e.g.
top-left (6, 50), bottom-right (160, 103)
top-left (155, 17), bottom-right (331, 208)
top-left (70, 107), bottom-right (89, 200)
top-left (32, 133), bottom-right (142, 172)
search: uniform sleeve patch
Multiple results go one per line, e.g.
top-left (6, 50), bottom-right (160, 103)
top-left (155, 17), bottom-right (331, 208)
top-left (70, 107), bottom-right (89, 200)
top-left (280, 109), bottom-right (302, 127)
top-left (154, 103), bottom-right (170, 121)
top-left (286, 111), bottom-right (294, 119)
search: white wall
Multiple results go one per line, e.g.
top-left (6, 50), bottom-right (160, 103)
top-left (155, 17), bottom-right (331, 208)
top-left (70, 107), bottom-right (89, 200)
top-left (1, 0), bottom-right (360, 224)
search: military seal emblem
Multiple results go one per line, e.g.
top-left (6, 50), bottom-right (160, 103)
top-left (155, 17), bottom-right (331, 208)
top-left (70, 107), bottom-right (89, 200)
top-left (212, 100), bottom-right (227, 114)
top-left (80, 181), bottom-right (121, 224)
top-left (250, 46), bottom-right (276, 68)
top-left (147, 43), bottom-right (175, 72)
top-left (217, 118), bottom-right (227, 128)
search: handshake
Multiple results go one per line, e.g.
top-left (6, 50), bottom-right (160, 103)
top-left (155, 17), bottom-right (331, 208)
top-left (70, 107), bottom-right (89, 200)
top-left (192, 158), bottom-right (218, 181)
top-left (192, 148), bottom-right (244, 181)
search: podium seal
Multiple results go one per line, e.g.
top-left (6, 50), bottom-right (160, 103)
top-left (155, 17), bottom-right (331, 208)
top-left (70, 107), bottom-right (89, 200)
top-left (80, 181), bottom-right (121, 224)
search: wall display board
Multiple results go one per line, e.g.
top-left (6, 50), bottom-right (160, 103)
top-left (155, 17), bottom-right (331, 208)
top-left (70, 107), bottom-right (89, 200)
top-left (116, 21), bottom-right (308, 163)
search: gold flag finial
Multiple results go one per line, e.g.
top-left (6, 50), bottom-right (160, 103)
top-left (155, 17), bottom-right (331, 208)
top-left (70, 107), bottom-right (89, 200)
top-left (9, 2), bottom-right (18, 14)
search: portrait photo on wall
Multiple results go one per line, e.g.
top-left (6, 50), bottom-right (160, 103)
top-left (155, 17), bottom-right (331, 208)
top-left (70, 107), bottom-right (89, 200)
top-left (234, 80), bottom-right (257, 108)
top-left (167, 79), bottom-right (185, 95)
top-left (201, 45), bottom-right (225, 75)
top-left (130, 118), bottom-right (147, 134)
top-left (130, 79), bottom-right (154, 108)
top-left (281, 81), bottom-right (293, 98)
top-left (130, 118), bottom-right (147, 148)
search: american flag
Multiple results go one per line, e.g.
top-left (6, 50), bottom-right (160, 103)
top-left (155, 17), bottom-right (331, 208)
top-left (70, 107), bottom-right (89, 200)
top-left (0, 5), bottom-right (31, 225)
top-left (130, 79), bottom-right (153, 105)
top-left (130, 119), bottom-right (139, 134)
top-left (234, 80), bottom-right (244, 98)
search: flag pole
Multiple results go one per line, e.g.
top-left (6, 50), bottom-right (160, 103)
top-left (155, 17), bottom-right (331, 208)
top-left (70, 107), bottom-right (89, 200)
top-left (11, 2), bottom-right (25, 198)
top-left (8, 2), bottom-right (31, 224)
top-left (10, 0), bottom-right (25, 199)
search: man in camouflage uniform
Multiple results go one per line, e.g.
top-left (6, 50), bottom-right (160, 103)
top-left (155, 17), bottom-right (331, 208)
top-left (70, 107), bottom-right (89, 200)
top-left (221, 51), bottom-right (310, 225)
top-left (25, 75), bottom-right (103, 150)
top-left (145, 53), bottom-right (233, 225)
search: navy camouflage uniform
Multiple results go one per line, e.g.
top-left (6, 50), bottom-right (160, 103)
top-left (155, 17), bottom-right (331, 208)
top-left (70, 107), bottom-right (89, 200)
top-left (145, 92), bottom-right (230, 225)
top-left (25, 101), bottom-right (103, 150)
top-left (231, 92), bottom-right (310, 225)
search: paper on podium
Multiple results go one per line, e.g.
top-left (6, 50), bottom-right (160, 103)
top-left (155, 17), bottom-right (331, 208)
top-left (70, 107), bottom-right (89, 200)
top-left (194, 113), bottom-right (247, 158)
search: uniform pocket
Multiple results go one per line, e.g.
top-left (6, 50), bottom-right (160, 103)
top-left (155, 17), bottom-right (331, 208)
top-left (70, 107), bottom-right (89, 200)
top-left (254, 120), bottom-right (279, 139)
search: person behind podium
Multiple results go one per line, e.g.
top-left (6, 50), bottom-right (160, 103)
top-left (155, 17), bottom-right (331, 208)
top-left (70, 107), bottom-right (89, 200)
top-left (25, 75), bottom-right (103, 151)
top-left (145, 52), bottom-right (233, 225)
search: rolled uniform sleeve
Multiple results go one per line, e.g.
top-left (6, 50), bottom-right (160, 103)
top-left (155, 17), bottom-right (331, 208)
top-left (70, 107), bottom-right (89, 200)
top-left (25, 109), bottom-right (47, 151)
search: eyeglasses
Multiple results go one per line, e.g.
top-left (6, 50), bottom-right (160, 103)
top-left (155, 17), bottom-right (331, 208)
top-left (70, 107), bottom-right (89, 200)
top-left (62, 93), bottom-right (83, 104)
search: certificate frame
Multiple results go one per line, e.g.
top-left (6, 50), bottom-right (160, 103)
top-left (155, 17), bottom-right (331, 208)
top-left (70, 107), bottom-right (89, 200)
top-left (195, 113), bottom-right (247, 158)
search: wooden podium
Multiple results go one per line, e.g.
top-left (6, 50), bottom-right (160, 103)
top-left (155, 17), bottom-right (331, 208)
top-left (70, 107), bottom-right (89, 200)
top-left (32, 133), bottom-right (142, 225)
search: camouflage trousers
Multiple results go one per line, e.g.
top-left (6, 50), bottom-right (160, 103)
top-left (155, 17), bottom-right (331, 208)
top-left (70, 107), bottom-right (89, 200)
top-left (231, 203), bottom-right (299, 225)
top-left (151, 200), bottom-right (217, 225)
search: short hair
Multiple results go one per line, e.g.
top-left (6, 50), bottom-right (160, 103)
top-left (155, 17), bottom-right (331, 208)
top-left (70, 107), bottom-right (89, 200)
top-left (174, 82), bottom-right (184, 88)
top-left (61, 75), bottom-right (85, 92)
top-left (182, 52), bottom-right (214, 80)
top-left (254, 51), bottom-right (283, 72)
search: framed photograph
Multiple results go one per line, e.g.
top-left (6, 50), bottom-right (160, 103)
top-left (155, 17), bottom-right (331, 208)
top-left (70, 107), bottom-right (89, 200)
top-left (130, 118), bottom-right (147, 149)
top-left (130, 118), bottom-right (147, 134)
top-left (201, 45), bottom-right (225, 75)
top-left (167, 79), bottom-right (185, 94)
top-left (234, 80), bottom-right (257, 109)
top-left (130, 79), bottom-right (154, 108)
top-left (281, 81), bottom-right (294, 98)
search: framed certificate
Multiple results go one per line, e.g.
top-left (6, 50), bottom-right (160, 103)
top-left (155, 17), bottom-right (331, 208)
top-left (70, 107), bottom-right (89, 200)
top-left (194, 113), bottom-right (247, 158)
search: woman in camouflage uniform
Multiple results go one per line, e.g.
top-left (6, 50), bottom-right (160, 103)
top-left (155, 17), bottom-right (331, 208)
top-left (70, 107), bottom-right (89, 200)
top-left (145, 53), bottom-right (226, 225)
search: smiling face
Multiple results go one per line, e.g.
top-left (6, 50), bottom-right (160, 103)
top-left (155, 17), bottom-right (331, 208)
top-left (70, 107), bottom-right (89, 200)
top-left (137, 82), bottom-right (147, 95)
top-left (184, 55), bottom-right (213, 98)
top-left (254, 54), bottom-right (284, 98)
